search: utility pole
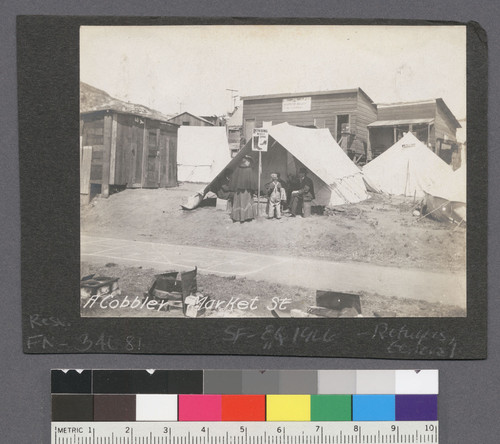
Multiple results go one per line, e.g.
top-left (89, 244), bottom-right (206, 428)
top-left (226, 88), bottom-right (239, 110)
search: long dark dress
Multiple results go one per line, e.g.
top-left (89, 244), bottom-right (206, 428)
top-left (229, 164), bottom-right (257, 222)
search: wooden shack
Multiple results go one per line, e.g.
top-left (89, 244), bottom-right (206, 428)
top-left (167, 111), bottom-right (215, 127)
top-left (368, 99), bottom-right (461, 162)
top-left (80, 109), bottom-right (179, 203)
top-left (241, 88), bottom-right (378, 160)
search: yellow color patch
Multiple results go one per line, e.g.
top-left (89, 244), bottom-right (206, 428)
top-left (266, 395), bottom-right (311, 421)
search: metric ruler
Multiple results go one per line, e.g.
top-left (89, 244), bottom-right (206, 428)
top-left (52, 421), bottom-right (439, 444)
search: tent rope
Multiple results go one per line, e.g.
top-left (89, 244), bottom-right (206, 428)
top-left (415, 200), bottom-right (452, 222)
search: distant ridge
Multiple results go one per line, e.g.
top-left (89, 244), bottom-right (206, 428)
top-left (80, 81), bottom-right (173, 122)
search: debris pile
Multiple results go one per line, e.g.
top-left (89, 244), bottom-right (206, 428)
top-left (80, 275), bottom-right (121, 302)
top-left (291, 290), bottom-right (363, 318)
top-left (146, 267), bottom-right (209, 317)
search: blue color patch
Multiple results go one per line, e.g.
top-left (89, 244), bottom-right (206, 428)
top-left (353, 395), bottom-right (395, 421)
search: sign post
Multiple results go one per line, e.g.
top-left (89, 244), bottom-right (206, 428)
top-left (257, 151), bottom-right (262, 217)
top-left (252, 128), bottom-right (269, 217)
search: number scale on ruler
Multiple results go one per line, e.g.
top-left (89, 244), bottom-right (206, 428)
top-left (52, 421), bottom-right (439, 444)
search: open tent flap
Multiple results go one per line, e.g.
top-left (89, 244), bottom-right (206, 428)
top-left (205, 122), bottom-right (369, 207)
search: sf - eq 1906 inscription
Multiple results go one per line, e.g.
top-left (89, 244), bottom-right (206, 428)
top-left (223, 323), bottom-right (458, 357)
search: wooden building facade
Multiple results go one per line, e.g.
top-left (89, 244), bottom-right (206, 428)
top-left (241, 88), bottom-right (378, 159)
top-left (368, 99), bottom-right (461, 162)
top-left (80, 109), bottom-right (179, 203)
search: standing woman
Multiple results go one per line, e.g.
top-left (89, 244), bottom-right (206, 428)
top-left (229, 155), bottom-right (257, 222)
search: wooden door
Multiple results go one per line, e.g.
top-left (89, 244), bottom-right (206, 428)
top-left (166, 134), bottom-right (177, 187)
top-left (145, 129), bottom-right (160, 187)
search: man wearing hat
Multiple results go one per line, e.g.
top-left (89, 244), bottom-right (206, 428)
top-left (289, 167), bottom-right (315, 217)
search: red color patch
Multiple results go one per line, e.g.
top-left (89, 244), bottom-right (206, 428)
top-left (221, 395), bottom-right (266, 421)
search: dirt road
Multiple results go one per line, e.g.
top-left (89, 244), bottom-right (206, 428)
top-left (82, 235), bottom-right (466, 309)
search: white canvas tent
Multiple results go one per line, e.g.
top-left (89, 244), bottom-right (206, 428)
top-left (362, 132), bottom-right (451, 197)
top-left (205, 122), bottom-right (369, 207)
top-left (177, 126), bottom-right (232, 183)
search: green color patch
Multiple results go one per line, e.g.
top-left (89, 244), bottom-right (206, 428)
top-left (310, 395), bottom-right (352, 421)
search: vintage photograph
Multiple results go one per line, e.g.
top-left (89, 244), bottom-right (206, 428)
top-left (80, 25), bottom-right (467, 319)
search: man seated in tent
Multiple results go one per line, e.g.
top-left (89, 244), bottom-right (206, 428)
top-left (289, 168), bottom-right (315, 217)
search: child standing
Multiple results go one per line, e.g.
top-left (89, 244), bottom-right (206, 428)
top-left (266, 173), bottom-right (282, 219)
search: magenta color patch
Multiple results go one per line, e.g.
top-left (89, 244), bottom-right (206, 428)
top-left (178, 395), bottom-right (222, 421)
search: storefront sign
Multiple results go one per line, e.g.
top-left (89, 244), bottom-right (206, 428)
top-left (282, 97), bottom-right (311, 112)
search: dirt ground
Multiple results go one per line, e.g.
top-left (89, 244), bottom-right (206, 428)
top-left (81, 183), bottom-right (466, 272)
top-left (80, 262), bottom-right (465, 318)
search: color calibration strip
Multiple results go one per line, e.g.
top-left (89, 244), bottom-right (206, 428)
top-left (52, 421), bottom-right (439, 444)
top-left (52, 370), bottom-right (438, 422)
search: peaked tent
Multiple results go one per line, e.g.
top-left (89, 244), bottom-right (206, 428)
top-left (362, 132), bottom-right (451, 197)
top-left (424, 166), bottom-right (467, 222)
top-left (177, 126), bottom-right (232, 183)
top-left (205, 122), bottom-right (369, 207)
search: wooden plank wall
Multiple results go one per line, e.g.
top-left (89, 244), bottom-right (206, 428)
top-left (101, 114), bottom-right (113, 197)
top-left (109, 114), bottom-right (118, 184)
top-left (81, 115), bottom-right (105, 196)
top-left (83, 112), bottom-right (178, 191)
top-left (160, 125), bottom-right (178, 187)
top-left (167, 130), bottom-right (177, 187)
top-left (143, 126), bottom-right (159, 188)
top-left (434, 107), bottom-right (458, 142)
top-left (110, 114), bottom-right (145, 187)
top-left (113, 114), bottom-right (128, 186)
top-left (81, 116), bottom-right (104, 146)
top-left (80, 146), bottom-right (92, 195)
top-left (242, 92), bottom-right (358, 142)
top-left (133, 119), bottom-right (145, 187)
top-left (356, 92), bottom-right (378, 147)
top-left (112, 114), bottom-right (178, 188)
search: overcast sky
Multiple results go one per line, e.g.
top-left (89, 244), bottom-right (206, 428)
top-left (80, 25), bottom-right (466, 119)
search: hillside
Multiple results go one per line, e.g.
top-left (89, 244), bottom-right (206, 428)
top-left (80, 81), bottom-right (173, 121)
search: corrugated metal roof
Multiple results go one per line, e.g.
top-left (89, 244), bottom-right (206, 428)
top-left (367, 118), bottom-right (435, 128)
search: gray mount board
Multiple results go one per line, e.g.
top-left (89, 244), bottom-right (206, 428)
top-left (18, 16), bottom-right (487, 358)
